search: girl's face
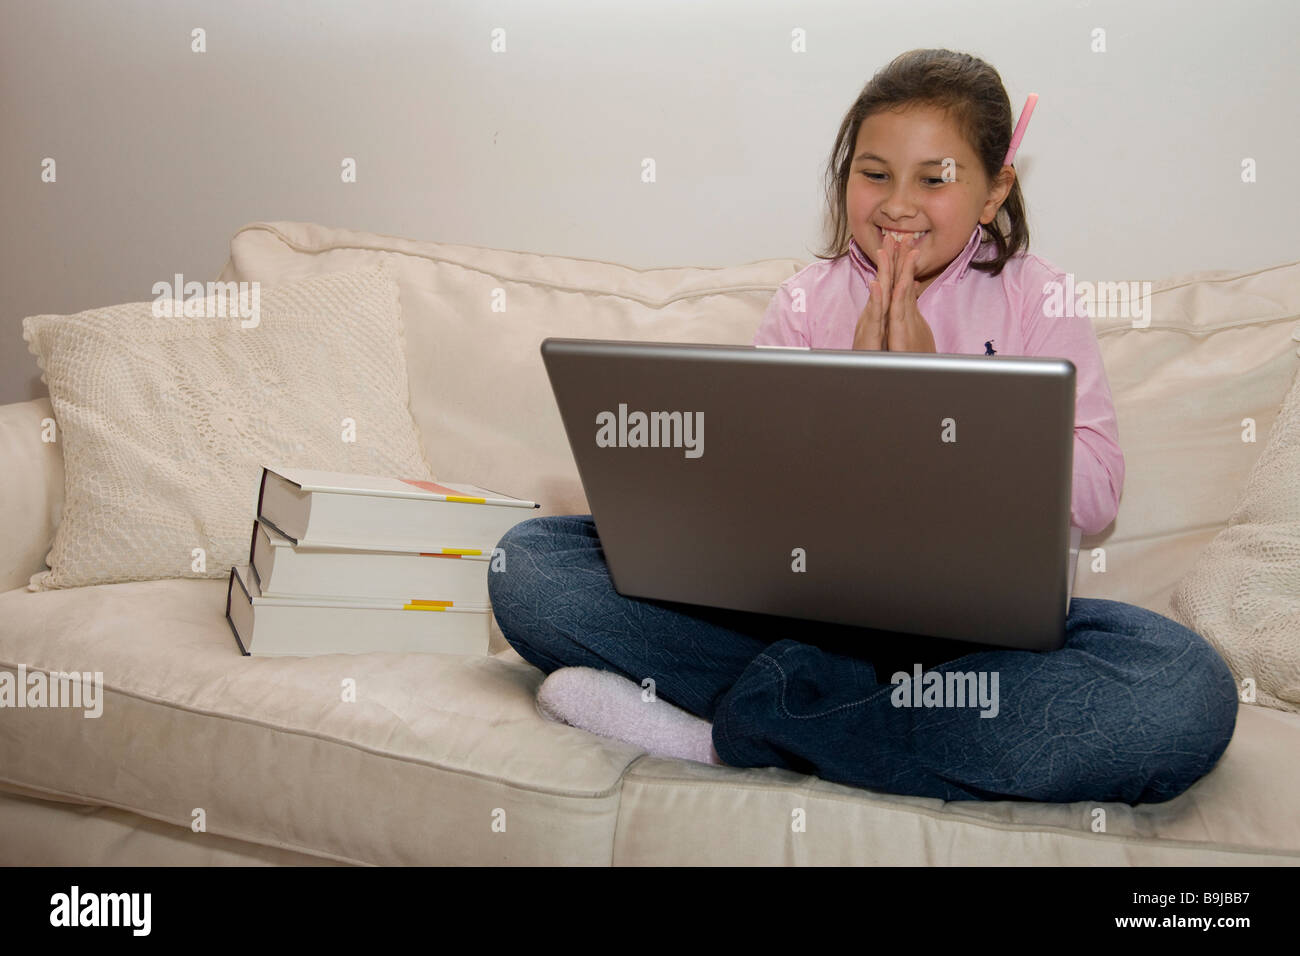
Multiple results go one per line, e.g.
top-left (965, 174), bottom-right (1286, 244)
top-left (847, 104), bottom-right (1014, 296)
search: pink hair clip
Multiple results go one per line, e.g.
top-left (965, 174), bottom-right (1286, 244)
top-left (1002, 93), bottom-right (1038, 166)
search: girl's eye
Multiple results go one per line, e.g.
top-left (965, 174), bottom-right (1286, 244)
top-left (859, 172), bottom-right (947, 186)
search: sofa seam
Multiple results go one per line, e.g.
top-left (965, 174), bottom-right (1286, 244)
top-left (0, 777), bottom-right (374, 867)
top-left (226, 222), bottom-right (799, 309)
top-left (229, 220), bottom-right (1300, 288)
top-left (228, 220), bottom-right (810, 274)
top-left (0, 658), bottom-right (637, 801)
top-left (607, 753), bottom-right (655, 865)
top-left (616, 774), bottom-right (1300, 859)
top-left (1094, 311), bottom-right (1300, 337)
top-left (228, 222), bottom-right (1300, 327)
top-left (1146, 259), bottom-right (1300, 291)
top-left (1083, 519), bottom-right (1254, 547)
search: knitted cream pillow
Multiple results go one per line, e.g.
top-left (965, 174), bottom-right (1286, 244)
top-left (1170, 366), bottom-right (1300, 713)
top-left (22, 261), bottom-right (433, 590)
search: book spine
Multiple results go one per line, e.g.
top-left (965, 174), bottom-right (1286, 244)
top-left (250, 603), bottom-right (490, 656)
top-left (225, 567), bottom-right (252, 656)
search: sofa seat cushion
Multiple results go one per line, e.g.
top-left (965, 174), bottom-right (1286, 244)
top-left (613, 700), bottom-right (1300, 863)
top-left (0, 579), bottom-right (642, 865)
top-left (4, 579), bottom-right (1300, 865)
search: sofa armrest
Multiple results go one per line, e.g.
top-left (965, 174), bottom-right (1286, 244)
top-left (0, 399), bottom-right (64, 592)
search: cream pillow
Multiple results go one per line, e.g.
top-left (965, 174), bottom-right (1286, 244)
top-left (1170, 367), bottom-right (1300, 713)
top-left (23, 262), bottom-right (433, 589)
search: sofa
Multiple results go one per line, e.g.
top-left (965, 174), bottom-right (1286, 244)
top-left (2, 219), bottom-right (1298, 865)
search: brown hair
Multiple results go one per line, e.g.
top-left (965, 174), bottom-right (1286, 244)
top-left (815, 48), bottom-right (1028, 277)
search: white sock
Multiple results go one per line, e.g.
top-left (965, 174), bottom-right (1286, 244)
top-left (536, 666), bottom-right (723, 765)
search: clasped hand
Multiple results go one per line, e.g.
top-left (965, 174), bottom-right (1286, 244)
top-left (852, 234), bottom-right (937, 353)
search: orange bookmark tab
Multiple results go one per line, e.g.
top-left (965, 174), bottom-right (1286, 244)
top-left (400, 478), bottom-right (487, 504)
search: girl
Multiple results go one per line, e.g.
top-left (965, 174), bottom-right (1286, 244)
top-left (488, 49), bottom-right (1238, 804)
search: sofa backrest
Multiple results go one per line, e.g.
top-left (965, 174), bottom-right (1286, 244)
top-left (218, 221), bottom-right (1300, 614)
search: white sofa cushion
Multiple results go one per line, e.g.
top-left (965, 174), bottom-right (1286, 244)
top-left (0, 398), bottom-right (62, 593)
top-left (1, 577), bottom-right (1297, 864)
top-left (1170, 365), bottom-right (1300, 713)
top-left (1074, 266), bottom-right (1300, 612)
top-left (0, 579), bottom-right (637, 865)
top-left (21, 264), bottom-right (433, 590)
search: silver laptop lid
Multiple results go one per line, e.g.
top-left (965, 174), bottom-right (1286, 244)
top-left (542, 338), bottom-right (1075, 651)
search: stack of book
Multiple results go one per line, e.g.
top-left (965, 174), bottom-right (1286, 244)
top-left (225, 466), bottom-right (540, 657)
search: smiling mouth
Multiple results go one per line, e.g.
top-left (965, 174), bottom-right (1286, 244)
top-left (878, 226), bottom-right (929, 243)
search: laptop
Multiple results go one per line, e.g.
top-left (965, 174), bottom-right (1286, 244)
top-left (540, 337), bottom-right (1081, 651)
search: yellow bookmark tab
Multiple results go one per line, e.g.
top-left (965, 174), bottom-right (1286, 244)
top-left (403, 599), bottom-right (453, 611)
top-left (446, 495), bottom-right (486, 504)
top-left (441, 547), bottom-right (482, 555)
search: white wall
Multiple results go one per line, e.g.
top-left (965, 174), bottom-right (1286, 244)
top-left (3, 0), bottom-right (1298, 404)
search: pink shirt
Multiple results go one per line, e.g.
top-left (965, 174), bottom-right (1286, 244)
top-left (752, 224), bottom-right (1124, 535)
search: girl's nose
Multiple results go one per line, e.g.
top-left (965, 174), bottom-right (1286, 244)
top-left (879, 187), bottom-right (919, 221)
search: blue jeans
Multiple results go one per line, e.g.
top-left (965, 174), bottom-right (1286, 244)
top-left (488, 514), bottom-right (1238, 803)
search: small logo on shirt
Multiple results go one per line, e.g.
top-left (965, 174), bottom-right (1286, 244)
top-left (983, 339), bottom-right (997, 355)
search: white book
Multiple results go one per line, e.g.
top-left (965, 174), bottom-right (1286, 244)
top-left (249, 520), bottom-right (492, 605)
top-left (257, 466), bottom-right (539, 551)
top-left (225, 565), bottom-right (490, 657)
top-left (1066, 525), bottom-right (1081, 611)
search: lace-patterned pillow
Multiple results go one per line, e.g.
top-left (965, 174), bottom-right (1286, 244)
top-left (1170, 365), bottom-right (1300, 713)
top-left (22, 261), bottom-right (433, 589)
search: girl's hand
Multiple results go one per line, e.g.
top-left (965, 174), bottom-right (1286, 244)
top-left (884, 239), bottom-right (937, 354)
top-left (852, 279), bottom-right (888, 350)
top-left (853, 232), bottom-right (897, 350)
top-left (851, 234), bottom-right (936, 352)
